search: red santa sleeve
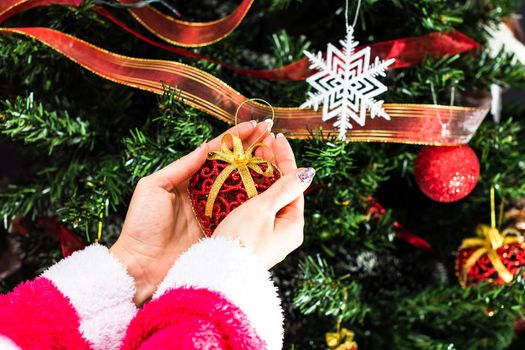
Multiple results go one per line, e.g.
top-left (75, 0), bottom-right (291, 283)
top-left (0, 244), bottom-right (137, 350)
top-left (121, 237), bottom-right (284, 350)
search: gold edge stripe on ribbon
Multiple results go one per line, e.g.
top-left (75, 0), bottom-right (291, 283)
top-left (127, 0), bottom-right (254, 47)
top-left (1, 0), bottom-right (26, 17)
top-left (0, 27), bottom-right (488, 144)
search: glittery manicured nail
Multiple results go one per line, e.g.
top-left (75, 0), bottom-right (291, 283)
top-left (297, 168), bottom-right (316, 184)
top-left (263, 118), bottom-right (273, 130)
top-left (250, 120), bottom-right (257, 127)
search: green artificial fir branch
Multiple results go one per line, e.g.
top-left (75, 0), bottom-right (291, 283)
top-left (124, 90), bottom-right (213, 181)
top-left (294, 255), bottom-right (371, 324)
top-left (0, 185), bottom-right (43, 225)
top-left (297, 132), bottom-right (394, 248)
top-left (271, 30), bottom-right (311, 68)
top-left (1, 94), bottom-right (95, 155)
top-left (390, 274), bottom-right (525, 350)
top-left (471, 118), bottom-right (525, 202)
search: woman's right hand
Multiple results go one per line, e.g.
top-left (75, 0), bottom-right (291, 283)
top-left (213, 133), bottom-right (315, 269)
top-left (110, 120), bottom-right (272, 305)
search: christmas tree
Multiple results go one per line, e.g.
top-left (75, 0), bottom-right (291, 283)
top-left (2, 0), bottom-right (525, 348)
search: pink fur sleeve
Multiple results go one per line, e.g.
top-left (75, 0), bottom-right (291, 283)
top-left (0, 244), bottom-right (137, 350)
top-left (121, 287), bottom-right (266, 349)
top-left (151, 237), bottom-right (283, 349)
top-left (0, 277), bottom-right (91, 350)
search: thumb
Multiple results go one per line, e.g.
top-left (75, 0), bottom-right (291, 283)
top-left (151, 142), bottom-right (209, 190)
top-left (256, 167), bottom-right (315, 212)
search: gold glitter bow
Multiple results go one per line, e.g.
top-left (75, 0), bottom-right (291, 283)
top-left (459, 224), bottom-right (523, 286)
top-left (326, 327), bottom-right (358, 350)
top-left (459, 185), bottom-right (524, 286)
top-left (204, 133), bottom-right (274, 217)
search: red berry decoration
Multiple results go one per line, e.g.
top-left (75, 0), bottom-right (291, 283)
top-left (188, 133), bottom-right (281, 237)
top-left (414, 145), bottom-right (480, 202)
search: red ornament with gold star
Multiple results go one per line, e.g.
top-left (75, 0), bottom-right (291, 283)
top-left (414, 145), bottom-right (479, 202)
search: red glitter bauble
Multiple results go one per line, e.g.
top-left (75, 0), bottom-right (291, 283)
top-left (188, 159), bottom-right (281, 237)
top-left (456, 243), bottom-right (525, 286)
top-left (414, 145), bottom-right (480, 202)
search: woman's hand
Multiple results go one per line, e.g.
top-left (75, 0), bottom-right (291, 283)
top-left (110, 120), bottom-right (272, 305)
top-left (213, 134), bottom-right (315, 269)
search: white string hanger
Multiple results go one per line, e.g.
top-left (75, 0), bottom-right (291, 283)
top-left (345, 0), bottom-right (362, 30)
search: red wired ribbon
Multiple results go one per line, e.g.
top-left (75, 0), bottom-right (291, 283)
top-left (119, 0), bottom-right (254, 47)
top-left (0, 0), bottom-right (489, 143)
top-left (97, 7), bottom-right (480, 80)
top-left (0, 26), bottom-right (489, 143)
top-left (1, 0), bottom-right (480, 81)
top-left (0, 0), bottom-right (254, 47)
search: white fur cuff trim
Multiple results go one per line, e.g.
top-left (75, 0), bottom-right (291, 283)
top-left (154, 237), bottom-right (284, 350)
top-left (42, 244), bottom-right (137, 350)
top-left (0, 335), bottom-right (21, 350)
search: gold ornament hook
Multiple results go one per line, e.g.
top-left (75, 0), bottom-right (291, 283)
top-left (234, 98), bottom-right (276, 143)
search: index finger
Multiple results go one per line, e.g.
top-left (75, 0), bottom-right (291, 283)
top-left (272, 133), bottom-right (297, 175)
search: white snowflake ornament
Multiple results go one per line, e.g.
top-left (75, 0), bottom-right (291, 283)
top-left (301, 26), bottom-right (395, 139)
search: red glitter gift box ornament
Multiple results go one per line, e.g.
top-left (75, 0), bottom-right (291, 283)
top-left (456, 224), bottom-right (525, 287)
top-left (188, 132), bottom-right (280, 237)
top-left (189, 98), bottom-right (282, 236)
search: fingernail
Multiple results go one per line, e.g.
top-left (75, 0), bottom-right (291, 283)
top-left (297, 167), bottom-right (316, 184)
top-left (270, 132), bottom-right (275, 139)
top-left (250, 120), bottom-right (257, 127)
top-left (276, 132), bottom-right (285, 138)
top-left (263, 118), bottom-right (273, 131)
